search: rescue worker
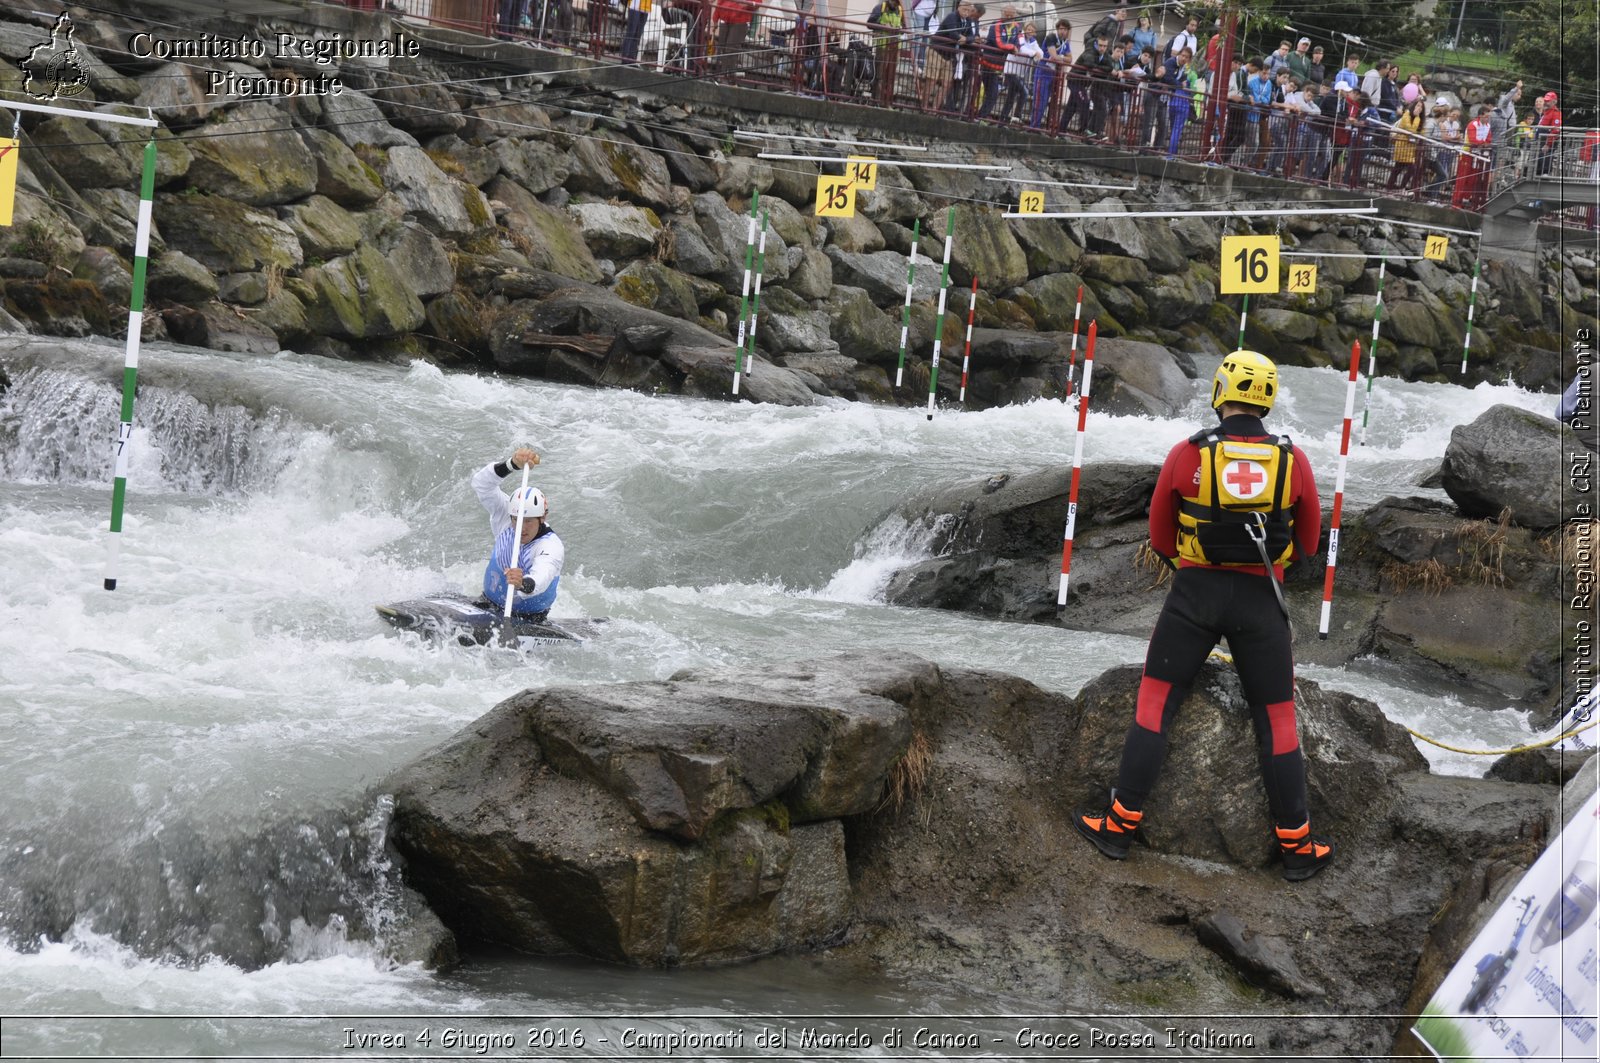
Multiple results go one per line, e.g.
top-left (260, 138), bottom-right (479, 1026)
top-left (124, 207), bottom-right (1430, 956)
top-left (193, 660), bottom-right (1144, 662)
top-left (471, 447), bottom-right (564, 620)
top-left (1074, 352), bottom-right (1335, 882)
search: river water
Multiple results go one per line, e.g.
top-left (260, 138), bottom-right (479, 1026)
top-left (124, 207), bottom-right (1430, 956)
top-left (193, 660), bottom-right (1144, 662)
top-left (0, 335), bottom-right (1570, 1058)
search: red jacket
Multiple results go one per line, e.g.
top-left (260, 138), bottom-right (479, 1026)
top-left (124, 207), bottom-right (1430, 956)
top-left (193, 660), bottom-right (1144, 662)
top-left (1539, 105), bottom-right (1562, 144)
top-left (715, 0), bottom-right (755, 25)
top-left (1149, 422), bottom-right (1321, 578)
top-left (1581, 129), bottom-right (1600, 164)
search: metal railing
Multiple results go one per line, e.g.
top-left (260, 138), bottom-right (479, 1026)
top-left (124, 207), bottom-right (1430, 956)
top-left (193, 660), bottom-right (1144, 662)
top-left (377, 0), bottom-right (1598, 231)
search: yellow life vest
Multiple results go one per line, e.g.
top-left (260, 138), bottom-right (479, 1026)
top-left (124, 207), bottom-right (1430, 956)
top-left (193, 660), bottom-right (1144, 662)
top-left (1175, 430), bottom-right (1296, 567)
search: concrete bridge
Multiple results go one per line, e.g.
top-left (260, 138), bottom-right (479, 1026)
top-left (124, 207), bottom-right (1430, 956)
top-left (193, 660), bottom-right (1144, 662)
top-left (1482, 177), bottom-right (1600, 263)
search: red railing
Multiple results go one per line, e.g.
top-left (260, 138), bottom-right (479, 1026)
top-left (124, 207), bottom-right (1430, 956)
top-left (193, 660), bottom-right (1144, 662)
top-left (376, 1), bottom-right (1596, 230)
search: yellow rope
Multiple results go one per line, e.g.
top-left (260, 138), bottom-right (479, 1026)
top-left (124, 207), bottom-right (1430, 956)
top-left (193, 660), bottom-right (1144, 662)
top-left (1205, 650), bottom-right (1598, 756)
top-left (1402, 718), bottom-right (1599, 757)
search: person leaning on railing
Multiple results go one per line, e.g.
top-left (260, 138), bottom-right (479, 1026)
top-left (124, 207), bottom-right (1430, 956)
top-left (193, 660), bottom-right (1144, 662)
top-left (1386, 96), bottom-right (1427, 193)
top-left (1032, 18), bottom-right (1070, 130)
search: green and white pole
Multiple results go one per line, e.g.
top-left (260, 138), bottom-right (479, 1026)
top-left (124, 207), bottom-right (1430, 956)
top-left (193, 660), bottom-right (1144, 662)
top-left (894, 218), bottom-right (920, 388)
top-left (739, 211), bottom-right (768, 392)
top-left (926, 207), bottom-right (955, 421)
top-left (1358, 256), bottom-right (1386, 447)
top-left (1236, 293), bottom-right (1249, 351)
top-left (1459, 251), bottom-right (1481, 376)
top-left (104, 136), bottom-right (157, 591)
top-left (733, 209), bottom-right (766, 397)
top-left (731, 189), bottom-right (759, 394)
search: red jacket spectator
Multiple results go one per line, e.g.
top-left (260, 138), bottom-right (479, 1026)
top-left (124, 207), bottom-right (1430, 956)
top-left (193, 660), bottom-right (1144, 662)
top-left (714, 0), bottom-right (755, 25)
top-left (1538, 94), bottom-right (1562, 143)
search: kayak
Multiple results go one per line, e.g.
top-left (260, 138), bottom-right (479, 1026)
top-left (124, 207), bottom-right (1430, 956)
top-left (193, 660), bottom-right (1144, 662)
top-left (374, 594), bottom-right (606, 648)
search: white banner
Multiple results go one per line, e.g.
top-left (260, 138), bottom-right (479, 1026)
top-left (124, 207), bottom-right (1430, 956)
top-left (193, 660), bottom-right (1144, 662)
top-left (1551, 689), bottom-right (1598, 753)
top-left (1413, 789), bottom-right (1599, 1061)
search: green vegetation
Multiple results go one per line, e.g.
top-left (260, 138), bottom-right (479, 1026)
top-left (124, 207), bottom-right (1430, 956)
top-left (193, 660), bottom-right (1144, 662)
top-left (1391, 45), bottom-right (1513, 76)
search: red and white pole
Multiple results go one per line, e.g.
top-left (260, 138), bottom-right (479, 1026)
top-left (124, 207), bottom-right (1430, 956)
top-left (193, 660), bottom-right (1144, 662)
top-left (1056, 320), bottom-right (1097, 609)
top-left (1066, 284), bottom-right (1083, 398)
top-left (1319, 339), bottom-right (1362, 640)
top-left (958, 276), bottom-right (978, 403)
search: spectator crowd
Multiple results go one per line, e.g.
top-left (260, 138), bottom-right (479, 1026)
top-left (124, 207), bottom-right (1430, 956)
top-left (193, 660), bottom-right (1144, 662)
top-left (482, 0), bottom-right (1584, 215)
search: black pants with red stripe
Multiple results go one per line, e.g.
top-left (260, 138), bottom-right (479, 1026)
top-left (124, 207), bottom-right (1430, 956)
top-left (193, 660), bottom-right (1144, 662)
top-left (1114, 566), bottom-right (1308, 828)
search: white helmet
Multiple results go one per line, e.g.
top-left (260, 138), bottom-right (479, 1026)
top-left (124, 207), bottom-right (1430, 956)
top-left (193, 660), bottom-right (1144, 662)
top-left (509, 486), bottom-right (547, 519)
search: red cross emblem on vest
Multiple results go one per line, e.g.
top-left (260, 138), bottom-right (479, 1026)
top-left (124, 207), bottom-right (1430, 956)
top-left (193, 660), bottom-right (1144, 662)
top-left (1222, 459), bottom-right (1267, 500)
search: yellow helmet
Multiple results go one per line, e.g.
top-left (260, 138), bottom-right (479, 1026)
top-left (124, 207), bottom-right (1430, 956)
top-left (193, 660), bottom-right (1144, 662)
top-left (1211, 351), bottom-right (1279, 412)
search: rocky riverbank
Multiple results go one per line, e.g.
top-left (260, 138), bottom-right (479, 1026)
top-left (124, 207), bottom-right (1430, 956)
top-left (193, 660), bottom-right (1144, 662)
top-left (883, 401), bottom-right (1595, 721)
top-left (383, 649), bottom-right (1596, 1058)
top-left (0, 4), bottom-right (1593, 407)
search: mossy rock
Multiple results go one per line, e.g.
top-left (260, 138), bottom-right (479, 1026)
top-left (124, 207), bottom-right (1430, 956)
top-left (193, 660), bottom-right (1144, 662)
top-left (303, 243), bottom-right (425, 340)
top-left (28, 118), bottom-right (132, 189)
top-left (930, 206), bottom-right (1028, 291)
top-left (1010, 217), bottom-right (1083, 277)
top-left (284, 195), bottom-right (363, 260)
top-left (156, 193), bottom-right (303, 274)
top-left (184, 101), bottom-right (317, 206)
top-left (487, 176), bottom-right (602, 284)
top-left (252, 288), bottom-right (311, 348)
top-left (4, 276), bottom-right (112, 337)
top-left (424, 291), bottom-right (493, 364)
top-left (300, 128), bottom-right (385, 207)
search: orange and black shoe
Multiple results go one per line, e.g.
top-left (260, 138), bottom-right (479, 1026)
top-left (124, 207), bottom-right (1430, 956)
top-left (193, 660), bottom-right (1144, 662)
top-left (1275, 821), bottom-right (1335, 881)
top-left (1074, 797), bottom-right (1143, 860)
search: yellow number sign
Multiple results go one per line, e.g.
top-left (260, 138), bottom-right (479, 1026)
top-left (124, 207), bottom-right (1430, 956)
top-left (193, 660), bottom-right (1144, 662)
top-left (0, 139), bottom-right (18, 227)
top-left (845, 156), bottom-right (878, 191)
top-left (1017, 189), bottom-right (1045, 215)
top-left (815, 174), bottom-right (857, 218)
top-left (1424, 234), bottom-right (1449, 261)
top-left (1220, 234), bottom-right (1281, 295)
top-left (1286, 264), bottom-right (1318, 294)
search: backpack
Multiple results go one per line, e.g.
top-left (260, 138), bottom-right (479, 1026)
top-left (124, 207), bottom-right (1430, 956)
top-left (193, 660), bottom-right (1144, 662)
top-left (1083, 15), bottom-right (1116, 50)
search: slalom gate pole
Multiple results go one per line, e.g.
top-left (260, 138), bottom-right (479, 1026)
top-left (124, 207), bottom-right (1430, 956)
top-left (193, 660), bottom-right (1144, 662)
top-left (503, 461), bottom-right (532, 619)
top-left (958, 276), bottom-right (977, 403)
top-left (1359, 256), bottom-right (1386, 445)
top-left (1236, 293), bottom-right (1249, 351)
top-left (895, 217), bottom-right (920, 388)
top-left (926, 207), bottom-right (955, 421)
top-left (1066, 283), bottom-right (1083, 398)
top-left (1319, 339), bottom-right (1361, 640)
top-left (731, 189), bottom-right (759, 394)
top-left (1056, 320), bottom-right (1097, 609)
top-left (104, 136), bottom-right (157, 591)
top-left (1459, 252), bottom-right (1481, 375)
top-left (735, 210), bottom-right (768, 396)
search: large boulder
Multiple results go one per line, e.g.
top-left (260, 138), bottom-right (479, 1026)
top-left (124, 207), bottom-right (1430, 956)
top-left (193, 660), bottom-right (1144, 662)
top-left (825, 286), bottom-right (903, 366)
top-left (282, 195), bottom-right (362, 260)
top-left (184, 102), bottom-right (318, 206)
top-left (319, 87), bottom-right (420, 149)
top-left (1090, 338), bottom-right (1197, 417)
top-left (1440, 405), bottom-right (1571, 528)
top-left (376, 146), bottom-right (494, 240)
top-left (376, 222), bottom-right (455, 300)
top-left (156, 193), bottom-right (302, 273)
top-left (692, 193), bottom-right (791, 287)
top-left (1010, 217), bottom-right (1083, 276)
top-left (302, 243), bottom-right (426, 340)
top-left (1061, 661), bottom-right (1430, 866)
top-left (930, 206), bottom-right (1028, 291)
top-left (1145, 264), bottom-right (1217, 329)
top-left (567, 201), bottom-right (662, 259)
top-left (299, 128), bottom-right (386, 207)
top-left (567, 132), bottom-right (674, 210)
top-left (1082, 199), bottom-right (1187, 274)
top-left (386, 653), bottom-right (940, 964)
top-left (28, 118), bottom-right (132, 188)
top-left (488, 177), bottom-right (602, 284)
top-left (490, 137), bottom-right (570, 196)
top-left (824, 247), bottom-right (937, 307)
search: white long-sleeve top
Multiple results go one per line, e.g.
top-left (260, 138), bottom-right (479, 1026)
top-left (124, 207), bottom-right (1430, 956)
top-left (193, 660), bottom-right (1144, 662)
top-left (472, 461), bottom-right (564, 613)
